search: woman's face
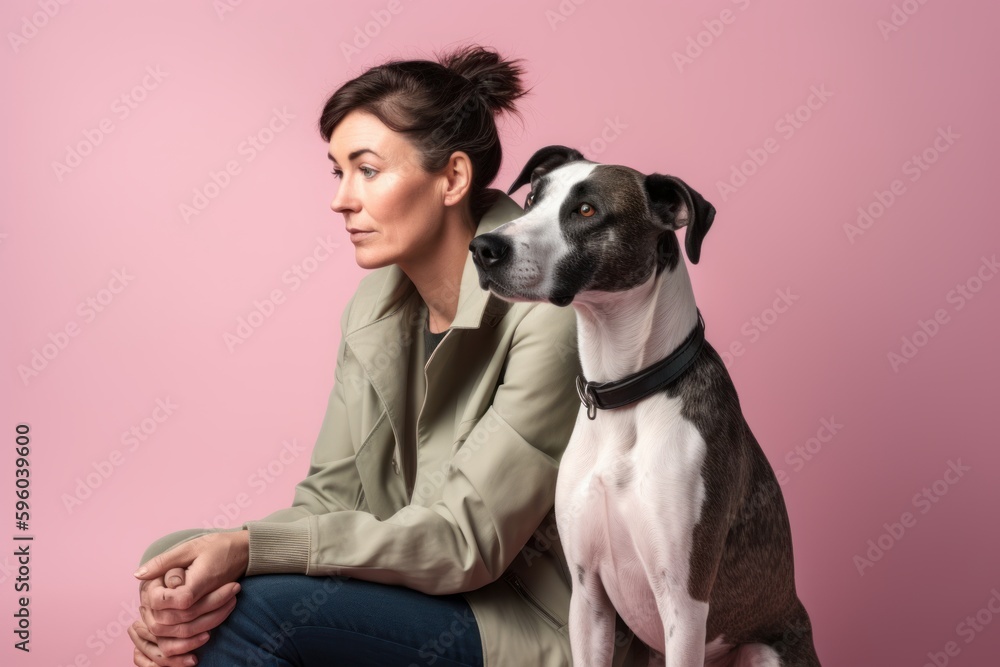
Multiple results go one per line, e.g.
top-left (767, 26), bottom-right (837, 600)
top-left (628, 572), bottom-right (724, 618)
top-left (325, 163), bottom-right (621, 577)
top-left (328, 109), bottom-right (448, 270)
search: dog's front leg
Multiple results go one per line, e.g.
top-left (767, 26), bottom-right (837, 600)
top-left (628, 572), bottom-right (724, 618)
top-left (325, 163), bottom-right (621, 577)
top-left (658, 596), bottom-right (708, 667)
top-left (568, 568), bottom-right (617, 667)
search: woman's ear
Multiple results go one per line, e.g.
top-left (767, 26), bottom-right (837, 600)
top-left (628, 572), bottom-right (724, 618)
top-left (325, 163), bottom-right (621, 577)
top-left (442, 150), bottom-right (474, 207)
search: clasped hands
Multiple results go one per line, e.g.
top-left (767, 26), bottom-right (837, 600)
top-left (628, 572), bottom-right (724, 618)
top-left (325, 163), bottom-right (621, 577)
top-left (128, 531), bottom-right (250, 666)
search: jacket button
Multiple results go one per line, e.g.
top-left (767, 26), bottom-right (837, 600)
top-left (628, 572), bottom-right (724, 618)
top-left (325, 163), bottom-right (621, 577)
top-left (391, 457), bottom-right (399, 475)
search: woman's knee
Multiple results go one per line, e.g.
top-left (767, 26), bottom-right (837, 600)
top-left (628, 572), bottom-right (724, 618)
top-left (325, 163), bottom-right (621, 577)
top-left (196, 575), bottom-right (344, 666)
top-left (139, 529), bottom-right (209, 565)
top-left (200, 574), bottom-right (483, 666)
top-left (230, 574), bottom-right (353, 627)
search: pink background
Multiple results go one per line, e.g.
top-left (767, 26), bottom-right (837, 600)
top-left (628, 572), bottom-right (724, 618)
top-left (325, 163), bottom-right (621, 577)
top-left (3, 0), bottom-right (999, 664)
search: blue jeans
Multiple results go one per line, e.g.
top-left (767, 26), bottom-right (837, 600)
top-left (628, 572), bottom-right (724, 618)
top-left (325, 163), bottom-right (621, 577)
top-left (193, 574), bottom-right (484, 667)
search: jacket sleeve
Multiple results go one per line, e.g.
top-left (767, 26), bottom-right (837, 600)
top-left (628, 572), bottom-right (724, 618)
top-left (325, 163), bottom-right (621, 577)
top-left (137, 292), bottom-right (361, 566)
top-left (242, 302), bottom-right (583, 595)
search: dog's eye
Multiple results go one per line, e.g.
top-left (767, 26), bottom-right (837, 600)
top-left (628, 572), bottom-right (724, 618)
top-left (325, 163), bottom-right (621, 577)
top-left (578, 203), bottom-right (596, 217)
top-left (525, 192), bottom-right (535, 209)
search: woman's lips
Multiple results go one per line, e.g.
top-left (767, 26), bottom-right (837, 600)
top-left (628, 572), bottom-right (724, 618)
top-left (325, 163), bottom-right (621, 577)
top-left (348, 230), bottom-right (375, 242)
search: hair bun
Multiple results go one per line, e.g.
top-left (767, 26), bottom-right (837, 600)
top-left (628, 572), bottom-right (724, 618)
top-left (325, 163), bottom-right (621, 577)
top-left (439, 45), bottom-right (528, 114)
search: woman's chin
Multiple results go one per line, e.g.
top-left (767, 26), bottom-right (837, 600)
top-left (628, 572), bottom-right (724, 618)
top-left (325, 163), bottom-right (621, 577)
top-left (353, 249), bottom-right (394, 271)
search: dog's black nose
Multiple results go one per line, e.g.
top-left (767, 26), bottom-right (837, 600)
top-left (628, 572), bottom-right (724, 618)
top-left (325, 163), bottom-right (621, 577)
top-left (469, 234), bottom-right (510, 269)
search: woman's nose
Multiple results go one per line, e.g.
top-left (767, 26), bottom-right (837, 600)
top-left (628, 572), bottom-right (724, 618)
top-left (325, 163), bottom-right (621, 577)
top-left (330, 181), bottom-right (357, 213)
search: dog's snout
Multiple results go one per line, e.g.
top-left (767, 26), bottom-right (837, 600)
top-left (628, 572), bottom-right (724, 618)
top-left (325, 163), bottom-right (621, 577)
top-left (469, 234), bottom-right (510, 269)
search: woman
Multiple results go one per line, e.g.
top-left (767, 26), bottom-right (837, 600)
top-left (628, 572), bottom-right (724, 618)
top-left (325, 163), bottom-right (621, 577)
top-left (127, 45), bottom-right (646, 667)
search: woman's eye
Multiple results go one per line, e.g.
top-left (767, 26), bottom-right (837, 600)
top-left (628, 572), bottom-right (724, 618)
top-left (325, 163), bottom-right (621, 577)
top-left (330, 166), bottom-right (376, 179)
top-left (578, 203), bottom-right (595, 217)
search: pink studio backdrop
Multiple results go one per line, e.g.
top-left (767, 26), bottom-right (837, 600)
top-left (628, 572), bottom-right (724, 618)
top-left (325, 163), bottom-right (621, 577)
top-left (2, 0), bottom-right (998, 665)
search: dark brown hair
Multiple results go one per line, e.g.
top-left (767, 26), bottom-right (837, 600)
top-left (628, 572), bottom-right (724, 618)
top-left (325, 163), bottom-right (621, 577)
top-left (318, 44), bottom-right (531, 225)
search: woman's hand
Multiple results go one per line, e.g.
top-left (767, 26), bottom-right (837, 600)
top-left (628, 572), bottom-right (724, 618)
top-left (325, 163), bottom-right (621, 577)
top-left (130, 572), bottom-right (238, 666)
top-left (129, 615), bottom-right (210, 667)
top-left (134, 532), bottom-right (249, 639)
top-left (136, 578), bottom-right (241, 654)
top-left (135, 531), bottom-right (248, 613)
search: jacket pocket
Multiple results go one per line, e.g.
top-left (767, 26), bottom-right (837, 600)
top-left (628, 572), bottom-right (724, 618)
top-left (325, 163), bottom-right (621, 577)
top-left (503, 570), bottom-right (565, 632)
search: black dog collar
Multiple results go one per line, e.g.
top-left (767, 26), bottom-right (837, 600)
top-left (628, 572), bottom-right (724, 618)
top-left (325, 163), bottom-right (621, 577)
top-left (575, 310), bottom-right (706, 420)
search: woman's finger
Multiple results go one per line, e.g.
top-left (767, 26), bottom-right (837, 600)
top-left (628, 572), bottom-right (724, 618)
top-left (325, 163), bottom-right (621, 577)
top-left (148, 581), bottom-right (241, 628)
top-left (134, 646), bottom-right (158, 667)
top-left (156, 634), bottom-right (213, 661)
top-left (164, 567), bottom-right (186, 589)
top-left (128, 621), bottom-right (195, 667)
top-left (155, 596), bottom-right (236, 654)
top-left (127, 621), bottom-right (167, 667)
top-left (134, 622), bottom-right (162, 644)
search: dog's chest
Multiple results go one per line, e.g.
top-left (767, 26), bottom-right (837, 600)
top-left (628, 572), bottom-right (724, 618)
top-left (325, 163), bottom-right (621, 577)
top-left (555, 393), bottom-right (709, 650)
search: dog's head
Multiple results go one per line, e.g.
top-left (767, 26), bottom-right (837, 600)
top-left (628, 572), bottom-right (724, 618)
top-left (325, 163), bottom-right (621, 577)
top-left (469, 144), bottom-right (716, 307)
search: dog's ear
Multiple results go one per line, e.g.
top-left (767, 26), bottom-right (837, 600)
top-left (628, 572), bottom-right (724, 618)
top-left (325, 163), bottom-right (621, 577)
top-left (507, 145), bottom-right (586, 196)
top-left (644, 173), bottom-right (716, 264)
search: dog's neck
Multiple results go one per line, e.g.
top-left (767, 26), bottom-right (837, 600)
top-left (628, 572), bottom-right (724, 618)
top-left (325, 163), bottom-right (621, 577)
top-left (571, 263), bottom-right (700, 384)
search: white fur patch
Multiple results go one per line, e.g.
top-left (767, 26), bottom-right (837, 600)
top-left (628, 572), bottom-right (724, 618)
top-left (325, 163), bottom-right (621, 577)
top-left (489, 162), bottom-right (597, 300)
top-left (555, 391), bottom-right (709, 655)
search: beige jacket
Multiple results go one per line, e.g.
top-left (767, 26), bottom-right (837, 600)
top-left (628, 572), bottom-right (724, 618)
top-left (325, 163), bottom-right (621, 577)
top-left (140, 190), bottom-right (647, 666)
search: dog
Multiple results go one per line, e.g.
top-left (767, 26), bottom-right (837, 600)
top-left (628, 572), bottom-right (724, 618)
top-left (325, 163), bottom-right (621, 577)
top-left (469, 146), bottom-right (820, 667)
